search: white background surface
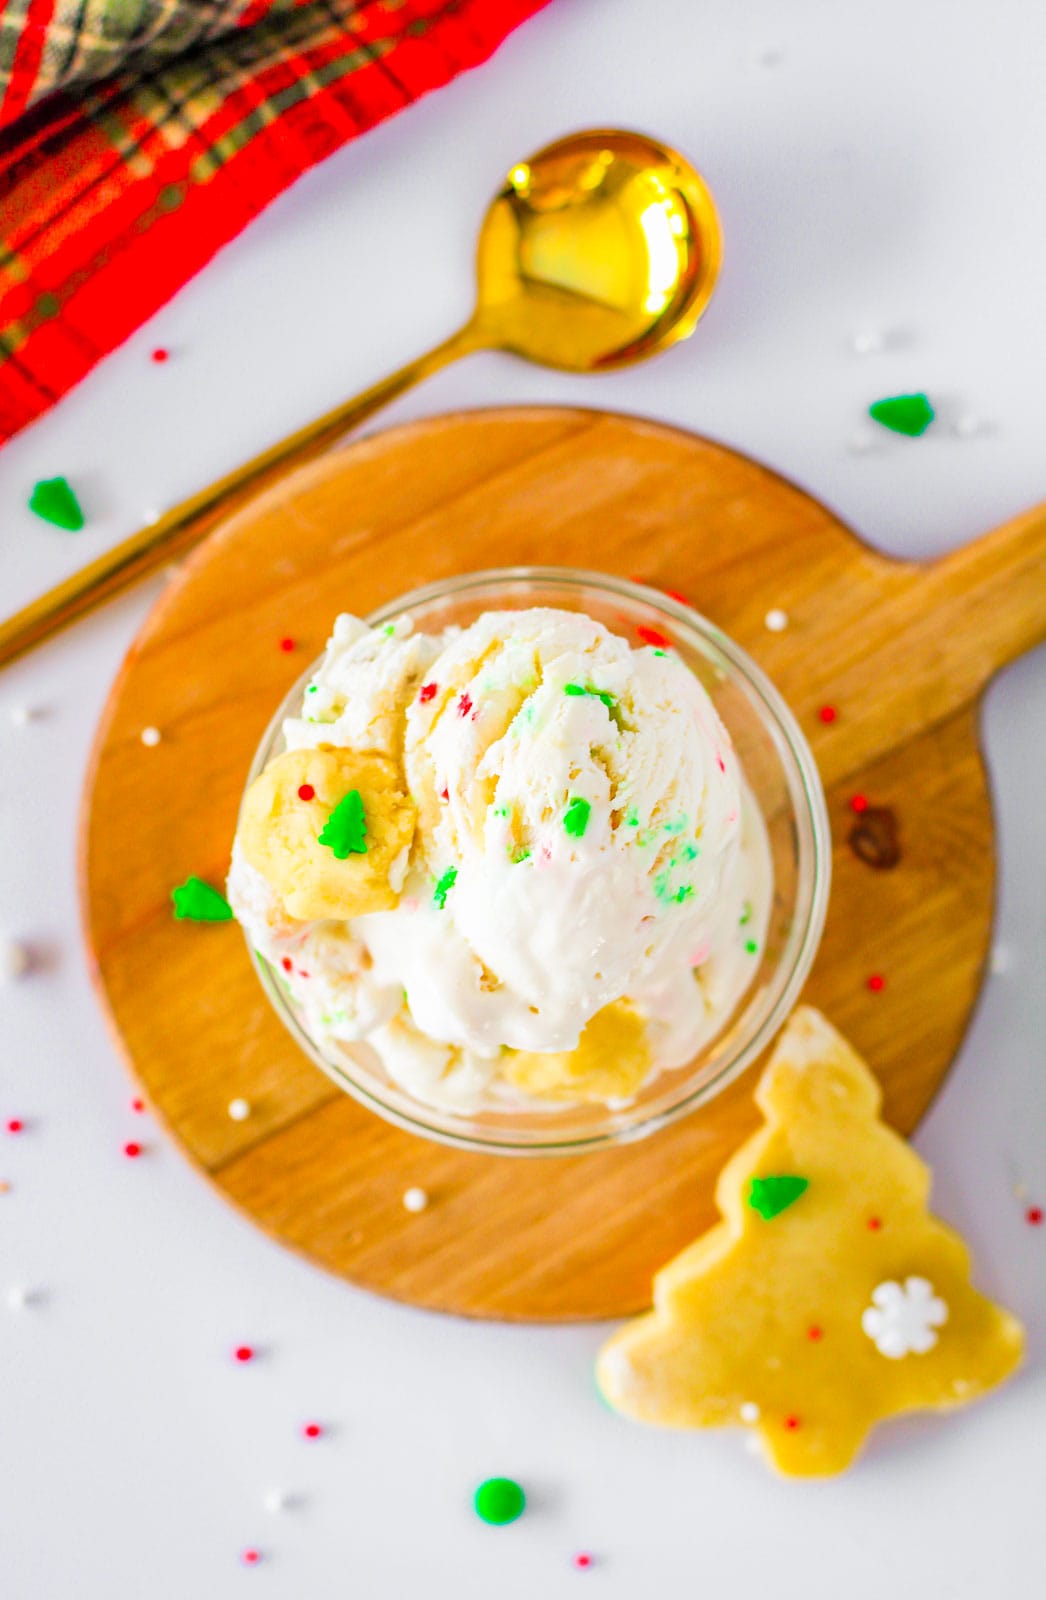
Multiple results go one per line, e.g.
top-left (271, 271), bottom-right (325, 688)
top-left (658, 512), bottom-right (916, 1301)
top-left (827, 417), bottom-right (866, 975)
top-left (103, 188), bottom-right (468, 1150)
top-left (1, 0), bottom-right (1044, 1594)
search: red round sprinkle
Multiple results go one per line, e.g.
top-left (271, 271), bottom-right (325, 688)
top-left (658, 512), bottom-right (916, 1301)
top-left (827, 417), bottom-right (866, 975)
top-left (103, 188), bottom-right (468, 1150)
top-left (867, 1216), bottom-right (883, 1231)
top-left (6, 1119), bottom-right (23, 1134)
top-left (818, 705), bottom-right (837, 724)
top-left (297, 784), bottom-right (315, 801)
top-left (124, 1141), bottom-right (142, 1159)
top-left (1026, 1206), bottom-right (1044, 1227)
top-left (850, 793), bottom-right (869, 814)
top-left (807, 1325), bottom-right (823, 1341)
top-left (279, 638), bottom-right (295, 652)
top-left (457, 693), bottom-right (473, 718)
top-left (303, 1422), bottom-right (322, 1439)
top-left (637, 624), bottom-right (670, 648)
top-left (150, 347), bottom-right (169, 363)
top-left (281, 957), bottom-right (293, 972)
top-left (867, 973), bottom-right (885, 992)
top-left (573, 1552), bottom-right (594, 1570)
top-left (242, 1549), bottom-right (260, 1565)
top-left (783, 1415), bottom-right (801, 1431)
top-left (418, 682), bottom-right (438, 703)
top-left (664, 589), bottom-right (690, 605)
top-left (131, 1098), bottom-right (146, 1113)
top-left (234, 1345), bottom-right (254, 1363)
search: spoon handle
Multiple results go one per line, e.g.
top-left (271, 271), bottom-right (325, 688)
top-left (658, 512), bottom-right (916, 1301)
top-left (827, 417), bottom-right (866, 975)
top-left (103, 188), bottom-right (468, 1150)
top-left (0, 322), bottom-right (485, 670)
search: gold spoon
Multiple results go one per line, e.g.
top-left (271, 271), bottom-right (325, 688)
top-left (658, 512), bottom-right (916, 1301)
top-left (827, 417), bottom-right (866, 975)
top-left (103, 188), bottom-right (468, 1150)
top-left (0, 128), bottom-right (721, 668)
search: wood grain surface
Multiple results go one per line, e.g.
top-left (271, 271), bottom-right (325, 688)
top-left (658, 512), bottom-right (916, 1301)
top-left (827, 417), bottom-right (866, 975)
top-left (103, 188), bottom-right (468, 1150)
top-left (80, 408), bottom-right (1046, 1321)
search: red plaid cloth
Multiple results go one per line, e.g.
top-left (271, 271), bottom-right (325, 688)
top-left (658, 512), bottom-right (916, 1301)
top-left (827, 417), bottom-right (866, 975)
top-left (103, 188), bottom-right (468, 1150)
top-left (0, 0), bottom-right (548, 444)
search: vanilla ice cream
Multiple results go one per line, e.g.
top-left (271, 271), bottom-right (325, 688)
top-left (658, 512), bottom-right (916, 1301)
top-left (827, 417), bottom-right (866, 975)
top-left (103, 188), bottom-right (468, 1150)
top-left (229, 606), bottom-right (772, 1112)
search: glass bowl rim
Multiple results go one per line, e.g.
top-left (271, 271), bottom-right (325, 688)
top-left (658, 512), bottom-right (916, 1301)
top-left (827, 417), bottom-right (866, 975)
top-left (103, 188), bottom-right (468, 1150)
top-left (245, 565), bottom-right (831, 1155)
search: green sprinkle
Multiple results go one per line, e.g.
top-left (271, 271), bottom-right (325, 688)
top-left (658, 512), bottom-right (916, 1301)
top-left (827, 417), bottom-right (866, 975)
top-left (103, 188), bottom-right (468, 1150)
top-left (317, 789), bottom-right (367, 859)
top-left (663, 816), bottom-right (688, 836)
top-left (868, 392), bottom-right (935, 437)
top-left (510, 846), bottom-right (531, 864)
top-left (307, 685), bottom-right (318, 694)
top-left (29, 476), bottom-right (84, 531)
top-left (745, 939), bottom-right (759, 955)
top-left (625, 810), bottom-right (639, 827)
top-left (678, 843), bottom-right (699, 862)
top-left (563, 797), bottom-right (591, 839)
top-left (493, 805), bottom-right (509, 818)
top-left (747, 1175), bottom-right (808, 1220)
top-left (652, 648), bottom-right (666, 657)
top-left (171, 876), bottom-right (232, 922)
top-left (382, 623), bottom-right (395, 637)
top-left (673, 884), bottom-right (694, 903)
top-left (739, 900), bottom-right (753, 926)
top-left (433, 866), bottom-right (458, 909)
top-left (473, 1477), bottom-right (526, 1526)
top-left (564, 683), bottom-right (616, 710)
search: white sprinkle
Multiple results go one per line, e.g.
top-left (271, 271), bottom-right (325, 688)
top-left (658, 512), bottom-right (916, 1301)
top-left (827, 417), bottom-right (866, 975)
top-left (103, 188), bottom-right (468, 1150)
top-left (846, 428), bottom-right (879, 456)
top-left (227, 1098), bottom-right (251, 1122)
top-left (142, 508), bottom-right (163, 526)
top-left (9, 706), bottom-right (36, 727)
top-left (952, 414), bottom-right (985, 439)
top-left (402, 1186), bottom-right (429, 1213)
top-left (263, 1489), bottom-right (290, 1515)
top-left (6, 1285), bottom-right (33, 1311)
top-left (850, 329), bottom-right (884, 356)
top-left (739, 1401), bottom-right (760, 1423)
top-left (763, 608), bottom-right (789, 633)
top-left (1, 939), bottom-right (30, 980)
top-left (140, 726), bottom-right (162, 747)
top-left (989, 944), bottom-right (1011, 975)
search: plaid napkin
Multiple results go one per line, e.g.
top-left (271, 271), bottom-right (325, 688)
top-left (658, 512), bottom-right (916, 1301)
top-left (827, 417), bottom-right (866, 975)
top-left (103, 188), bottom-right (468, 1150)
top-left (0, 0), bottom-right (548, 445)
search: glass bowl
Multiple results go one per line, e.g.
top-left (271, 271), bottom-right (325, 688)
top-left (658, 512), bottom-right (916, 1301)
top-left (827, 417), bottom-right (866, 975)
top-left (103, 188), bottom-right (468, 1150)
top-left (242, 568), bottom-right (830, 1155)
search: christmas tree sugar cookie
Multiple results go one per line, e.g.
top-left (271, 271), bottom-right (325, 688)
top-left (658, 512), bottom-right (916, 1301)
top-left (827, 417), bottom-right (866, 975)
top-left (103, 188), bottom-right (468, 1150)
top-left (596, 1007), bottom-right (1023, 1477)
top-left (237, 747), bottom-right (416, 920)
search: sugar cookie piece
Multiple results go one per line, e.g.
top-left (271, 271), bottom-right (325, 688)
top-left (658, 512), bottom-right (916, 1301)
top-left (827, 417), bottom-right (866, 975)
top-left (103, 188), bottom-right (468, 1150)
top-left (237, 747), bottom-right (415, 920)
top-left (502, 999), bottom-right (651, 1102)
top-left (596, 1007), bottom-right (1023, 1477)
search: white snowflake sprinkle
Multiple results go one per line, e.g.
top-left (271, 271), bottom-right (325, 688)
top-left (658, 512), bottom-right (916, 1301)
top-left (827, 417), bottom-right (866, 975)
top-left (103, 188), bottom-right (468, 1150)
top-left (862, 1276), bottom-right (948, 1358)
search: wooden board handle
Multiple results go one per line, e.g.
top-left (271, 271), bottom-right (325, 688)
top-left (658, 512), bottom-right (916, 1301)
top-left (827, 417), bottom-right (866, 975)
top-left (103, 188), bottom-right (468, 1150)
top-left (922, 499), bottom-right (1046, 682)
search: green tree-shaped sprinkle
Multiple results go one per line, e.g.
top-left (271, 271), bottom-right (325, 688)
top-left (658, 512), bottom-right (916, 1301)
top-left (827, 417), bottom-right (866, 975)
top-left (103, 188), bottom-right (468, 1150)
top-left (317, 789), bottom-right (367, 859)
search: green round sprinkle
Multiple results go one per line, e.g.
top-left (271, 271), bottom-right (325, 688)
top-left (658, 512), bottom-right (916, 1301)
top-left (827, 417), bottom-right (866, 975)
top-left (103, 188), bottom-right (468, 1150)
top-left (748, 1174), bottom-right (808, 1220)
top-left (171, 876), bottom-right (232, 922)
top-left (868, 392), bottom-right (935, 437)
top-left (473, 1477), bottom-right (525, 1526)
top-left (433, 866), bottom-right (457, 908)
top-left (563, 796), bottom-right (591, 838)
top-left (29, 476), bottom-right (84, 531)
top-left (317, 789), bottom-right (367, 859)
top-left (745, 939), bottom-right (759, 954)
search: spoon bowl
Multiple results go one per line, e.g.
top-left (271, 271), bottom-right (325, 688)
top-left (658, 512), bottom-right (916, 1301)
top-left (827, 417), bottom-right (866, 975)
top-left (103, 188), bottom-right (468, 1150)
top-left (474, 129), bottom-right (722, 370)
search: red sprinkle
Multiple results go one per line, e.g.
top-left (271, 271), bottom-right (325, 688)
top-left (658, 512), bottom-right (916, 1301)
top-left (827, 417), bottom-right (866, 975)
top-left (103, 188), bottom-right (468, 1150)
top-left (573, 1552), bottom-right (594, 1570)
top-left (279, 638), bottom-right (295, 652)
top-left (234, 1345), bottom-right (255, 1363)
top-left (457, 693), bottom-right (473, 718)
top-left (664, 589), bottom-right (690, 606)
top-left (637, 624), bottom-right (670, 649)
top-left (297, 784), bottom-right (315, 801)
top-left (868, 1216), bottom-right (883, 1231)
top-left (850, 794), bottom-right (869, 814)
top-left (1026, 1206), bottom-right (1044, 1227)
top-left (131, 1098), bottom-right (146, 1113)
top-left (439, 786), bottom-right (449, 802)
top-left (807, 1325), bottom-right (824, 1342)
top-left (124, 1141), bottom-right (142, 1159)
top-left (418, 682), bottom-right (438, 703)
top-left (303, 1422), bottom-right (322, 1439)
top-left (783, 1415), bottom-right (801, 1431)
top-left (150, 347), bottom-right (169, 363)
top-left (818, 705), bottom-right (837, 724)
top-left (6, 1119), bottom-right (23, 1134)
top-left (867, 973), bottom-right (886, 992)
top-left (242, 1549), bottom-right (261, 1566)
top-left (716, 753), bottom-right (726, 773)
top-left (281, 957), bottom-right (293, 972)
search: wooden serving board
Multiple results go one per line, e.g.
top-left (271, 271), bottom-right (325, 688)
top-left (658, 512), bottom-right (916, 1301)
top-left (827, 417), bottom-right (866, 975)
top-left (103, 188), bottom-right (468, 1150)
top-left (81, 408), bottom-right (1045, 1321)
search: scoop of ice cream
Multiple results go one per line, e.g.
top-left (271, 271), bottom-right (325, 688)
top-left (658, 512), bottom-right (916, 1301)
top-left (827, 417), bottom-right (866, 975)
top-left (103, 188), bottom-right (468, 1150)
top-left (237, 746), bottom-right (416, 920)
top-left (360, 607), bottom-right (747, 1059)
